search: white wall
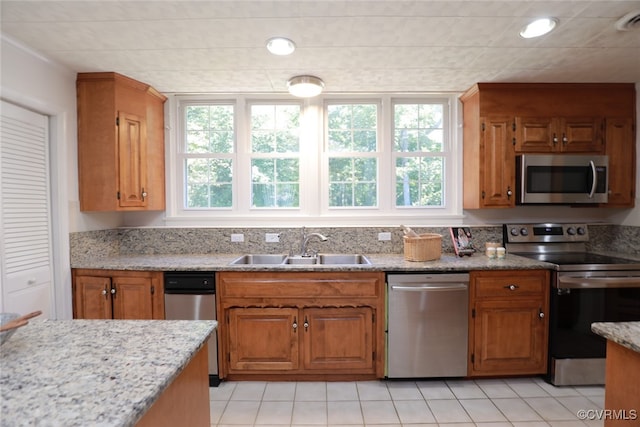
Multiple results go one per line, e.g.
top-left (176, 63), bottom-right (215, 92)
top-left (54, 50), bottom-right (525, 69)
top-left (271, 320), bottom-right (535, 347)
top-left (1, 35), bottom-right (123, 318)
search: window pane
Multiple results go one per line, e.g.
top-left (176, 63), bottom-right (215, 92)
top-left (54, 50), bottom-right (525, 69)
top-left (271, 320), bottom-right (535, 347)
top-left (251, 158), bottom-right (300, 208)
top-left (185, 158), bottom-right (233, 208)
top-left (185, 105), bottom-right (234, 153)
top-left (394, 103), bottom-right (443, 152)
top-left (251, 104), bottom-right (300, 153)
top-left (395, 156), bottom-right (443, 207)
top-left (328, 157), bottom-right (377, 207)
top-left (327, 104), bottom-right (377, 152)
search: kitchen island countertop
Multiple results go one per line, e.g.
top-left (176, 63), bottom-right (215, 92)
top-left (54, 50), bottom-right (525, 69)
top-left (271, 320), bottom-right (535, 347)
top-left (0, 319), bottom-right (217, 427)
top-left (592, 321), bottom-right (640, 354)
top-left (71, 252), bottom-right (555, 272)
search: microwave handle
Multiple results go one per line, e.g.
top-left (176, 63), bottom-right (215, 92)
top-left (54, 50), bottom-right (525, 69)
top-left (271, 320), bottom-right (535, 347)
top-left (588, 160), bottom-right (597, 199)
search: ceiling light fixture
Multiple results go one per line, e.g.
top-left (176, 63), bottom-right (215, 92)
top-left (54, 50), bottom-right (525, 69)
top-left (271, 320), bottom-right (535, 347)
top-left (266, 37), bottom-right (296, 55)
top-left (287, 75), bottom-right (325, 98)
top-left (519, 17), bottom-right (558, 38)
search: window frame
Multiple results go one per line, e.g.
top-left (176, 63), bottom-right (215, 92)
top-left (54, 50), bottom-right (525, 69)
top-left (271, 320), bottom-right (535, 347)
top-left (165, 93), bottom-right (463, 226)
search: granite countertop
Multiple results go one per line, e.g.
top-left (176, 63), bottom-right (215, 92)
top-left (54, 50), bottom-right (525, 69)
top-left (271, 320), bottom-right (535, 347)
top-left (0, 319), bottom-right (217, 427)
top-left (71, 252), bottom-right (555, 272)
top-left (592, 321), bottom-right (640, 354)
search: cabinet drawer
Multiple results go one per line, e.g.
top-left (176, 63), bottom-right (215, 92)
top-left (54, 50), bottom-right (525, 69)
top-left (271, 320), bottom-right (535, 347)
top-left (472, 270), bottom-right (548, 298)
top-left (218, 272), bottom-right (384, 298)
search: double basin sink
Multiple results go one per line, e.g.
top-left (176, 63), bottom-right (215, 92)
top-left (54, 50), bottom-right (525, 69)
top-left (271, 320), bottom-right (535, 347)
top-left (230, 253), bottom-right (371, 265)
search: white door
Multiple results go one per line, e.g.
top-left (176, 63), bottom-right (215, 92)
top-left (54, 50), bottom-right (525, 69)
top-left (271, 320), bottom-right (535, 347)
top-left (0, 100), bottom-right (54, 318)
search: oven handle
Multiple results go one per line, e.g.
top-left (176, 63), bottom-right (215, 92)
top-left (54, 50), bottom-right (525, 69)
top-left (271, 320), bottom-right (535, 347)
top-left (588, 160), bottom-right (597, 199)
top-left (557, 275), bottom-right (640, 289)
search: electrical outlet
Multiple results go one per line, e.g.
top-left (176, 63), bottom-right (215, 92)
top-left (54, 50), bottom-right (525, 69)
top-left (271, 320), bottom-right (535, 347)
top-left (378, 232), bottom-right (392, 241)
top-left (230, 233), bottom-right (244, 243)
top-left (265, 233), bottom-right (280, 243)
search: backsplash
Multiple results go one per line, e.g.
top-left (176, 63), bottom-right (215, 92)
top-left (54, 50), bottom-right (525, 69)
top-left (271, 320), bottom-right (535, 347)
top-left (69, 224), bottom-right (639, 265)
top-left (587, 225), bottom-right (640, 254)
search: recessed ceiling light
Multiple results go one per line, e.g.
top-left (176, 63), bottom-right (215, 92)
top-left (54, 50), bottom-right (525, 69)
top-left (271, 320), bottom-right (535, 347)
top-left (266, 37), bottom-right (296, 55)
top-left (519, 18), bottom-right (558, 38)
top-left (287, 76), bottom-right (324, 98)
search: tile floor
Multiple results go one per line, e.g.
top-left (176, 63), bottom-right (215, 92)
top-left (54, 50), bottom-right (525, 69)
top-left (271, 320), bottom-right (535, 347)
top-left (209, 377), bottom-right (605, 427)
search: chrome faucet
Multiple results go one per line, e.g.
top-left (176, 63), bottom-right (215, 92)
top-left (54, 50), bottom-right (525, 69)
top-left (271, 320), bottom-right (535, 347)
top-left (299, 227), bottom-right (328, 257)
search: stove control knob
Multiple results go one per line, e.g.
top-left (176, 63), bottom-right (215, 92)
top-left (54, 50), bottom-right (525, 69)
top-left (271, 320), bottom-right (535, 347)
top-left (520, 228), bottom-right (529, 236)
top-left (577, 227), bottom-right (586, 235)
top-left (567, 227), bottom-right (576, 235)
top-left (510, 228), bottom-right (519, 236)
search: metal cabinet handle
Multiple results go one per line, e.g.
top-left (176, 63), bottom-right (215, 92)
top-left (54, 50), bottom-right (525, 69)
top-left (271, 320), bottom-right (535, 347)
top-left (293, 317), bottom-right (298, 331)
top-left (539, 309), bottom-right (545, 319)
top-left (553, 133), bottom-right (558, 145)
top-left (102, 288), bottom-right (108, 297)
top-left (562, 133), bottom-right (568, 144)
top-left (304, 317), bottom-right (309, 331)
top-left (507, 186), bottom-right (512, 199)
top-left (111, 287), bottom-right (116, 295)
top-left (504, 284), bottom-right (519, 291)
top-left (141, 188), bottom-right (148, 201)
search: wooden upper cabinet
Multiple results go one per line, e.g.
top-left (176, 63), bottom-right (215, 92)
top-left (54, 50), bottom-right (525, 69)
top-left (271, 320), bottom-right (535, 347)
top-left (479, 117), bottom-right (516, 208)
top-left (461, 83), bottom-right (635, 209)
top-left (515, 116), bottom-right (603, 153)
top-left (77, 72), bottom-right (166, 211)
top-left (605, 117), bottom-right (636, 207)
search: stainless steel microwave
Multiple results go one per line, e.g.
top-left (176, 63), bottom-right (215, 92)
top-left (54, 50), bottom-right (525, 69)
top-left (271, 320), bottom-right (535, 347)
top-left (516, 154), bottom-right (608, 204)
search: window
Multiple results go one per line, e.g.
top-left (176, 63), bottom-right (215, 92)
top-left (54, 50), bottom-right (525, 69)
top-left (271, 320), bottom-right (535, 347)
top-left (183, 103), bottom-right (234, 208)
top-left (326, 103), bottom-right (378, 207)
top-left (250, 104), bottom-right (301, 208)
top-left (393, 102), bottom-right (445, 208)
top-left (170, 95), bottom-right (460, 225)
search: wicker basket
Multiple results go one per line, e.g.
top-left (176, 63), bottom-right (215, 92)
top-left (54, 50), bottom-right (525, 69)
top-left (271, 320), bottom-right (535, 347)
top-left (403, 233), bottom-right (442, 261)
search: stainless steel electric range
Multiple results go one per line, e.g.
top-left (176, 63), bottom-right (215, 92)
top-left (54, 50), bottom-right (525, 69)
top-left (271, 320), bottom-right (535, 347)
top-left (504, 223), bottom-right (640, 386)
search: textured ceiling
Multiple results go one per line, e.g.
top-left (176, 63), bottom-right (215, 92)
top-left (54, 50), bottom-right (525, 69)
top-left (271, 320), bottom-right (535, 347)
top-left (1, 0), bottom-right (639, 94)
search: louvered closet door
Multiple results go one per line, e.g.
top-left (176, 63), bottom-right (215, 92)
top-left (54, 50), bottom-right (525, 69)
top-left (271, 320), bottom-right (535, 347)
top-left (0, 100), bottom-right (54, 317)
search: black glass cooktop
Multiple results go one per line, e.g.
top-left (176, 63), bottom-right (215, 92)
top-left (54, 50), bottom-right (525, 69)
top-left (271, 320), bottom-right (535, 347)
top-left (513, 251), bottom-right (640, 271)
top-left (525, 252), bottom-right (638, 265)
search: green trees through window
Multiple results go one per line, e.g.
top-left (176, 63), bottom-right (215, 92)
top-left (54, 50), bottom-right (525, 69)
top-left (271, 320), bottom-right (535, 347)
top-left (179, 97), bottom-right (450, 215)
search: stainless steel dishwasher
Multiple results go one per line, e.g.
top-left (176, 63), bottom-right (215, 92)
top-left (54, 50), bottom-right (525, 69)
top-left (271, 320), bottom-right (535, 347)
top-left (387, 273), bottom-right (469, 378)
top-left (164, 272), bottom-right (219, 386)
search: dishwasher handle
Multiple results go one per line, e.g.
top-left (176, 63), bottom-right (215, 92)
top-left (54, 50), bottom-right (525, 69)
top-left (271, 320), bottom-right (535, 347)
top-left (390, 284), bottom-right (468, 291)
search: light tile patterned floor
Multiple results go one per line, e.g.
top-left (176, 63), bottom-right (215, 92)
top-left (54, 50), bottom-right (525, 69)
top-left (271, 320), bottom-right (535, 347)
top-left (209, 377), bottom-right (605, 427)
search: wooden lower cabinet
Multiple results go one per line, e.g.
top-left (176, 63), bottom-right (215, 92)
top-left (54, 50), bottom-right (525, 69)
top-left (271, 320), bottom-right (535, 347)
top-left (468, 270), bottom-right (549, 377)
top-left (303, 307), bottom-right (374, 371)
top-left (72, 269), bottom-right (164, 319)
top-left (217, 271), bottom-right (385, 380)
top-left (228, 307), bottom-right (299, 371)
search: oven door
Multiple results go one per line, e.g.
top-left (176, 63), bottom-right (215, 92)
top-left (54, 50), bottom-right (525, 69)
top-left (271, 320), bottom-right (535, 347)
top-left (548, 271), bottom-right (640, 385)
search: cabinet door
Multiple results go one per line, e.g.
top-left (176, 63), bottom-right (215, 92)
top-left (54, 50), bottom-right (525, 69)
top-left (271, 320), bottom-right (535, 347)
top-left (471, 298), bottom-right (547, 375)
top-left (480, 117), bottom-right (515, 207)
top-left (303, 307), bottom-right (374, 372)
top-left (111, 276), bottom-right (155, 319)
top-left (515, 117), bottom-right (555, 152)
top-left (117, 111), bottom-right (148, 208)
top-left (73, 275), bottom-right (112, 319)
top-left (560, 117), bottom-right (603, 153)
top-left (605, 117), bottom-right (635, 207)
top-left (227, 307), bottom-right (299, 372)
